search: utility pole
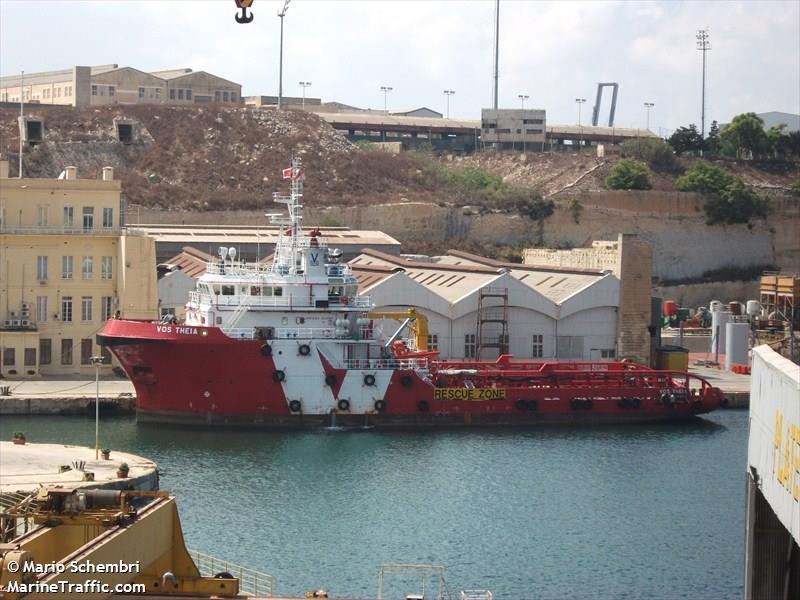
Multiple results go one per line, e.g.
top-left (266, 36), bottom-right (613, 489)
top-left (576, 98), bottom-right (586, 149)
top-left (644, 102), bottom-right (654, 130)
top-left (492, 0), bottom-right (499, 109)
top-left (19, 70), bottom-right (24, 179)
top-left (443, 90), bottom-right (455, 119)
top-left (277, 0), bottom-right (291, 109)
top-left (696, 28), bottom-right (710, 138)
top-left (299, 81), bottom-right (311, 109)
top-left (90, 356), bottom-right (103, 459)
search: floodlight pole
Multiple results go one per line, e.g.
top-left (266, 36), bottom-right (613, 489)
top-left (644, 102), bottom-right (655, 130)
top-left (696, 28), bottom-right (711, 138)
top-left (299, 81), bottom-right (311, 109)
top-left (277, 0), bottom-right (291, 109)
top-left (443, 90), bottom-right (455, 119)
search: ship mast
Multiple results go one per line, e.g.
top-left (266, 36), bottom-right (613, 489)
top-left (270, 158), bottom-right (304, 276)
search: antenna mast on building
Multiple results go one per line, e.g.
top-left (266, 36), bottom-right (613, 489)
top-left (696, 28), bottom-right (711, 138)
top-left (492, 0), bottom-right (500, 109)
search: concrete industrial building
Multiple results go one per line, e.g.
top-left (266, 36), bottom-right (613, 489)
top-left (0, 65), bottom-right (241, 107)
top-left (0, 162), bottom-right (158, 376)
top-left (481, 108), bottom-right (547, 150)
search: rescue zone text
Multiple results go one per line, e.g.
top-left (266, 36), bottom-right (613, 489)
top-left (433, 388), bottom-right (507, 401)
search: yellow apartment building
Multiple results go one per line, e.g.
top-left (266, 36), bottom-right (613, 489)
top-left (0, 161), bottom-right (157, 377)
top-left (0, 65), bottom-right (241, 107)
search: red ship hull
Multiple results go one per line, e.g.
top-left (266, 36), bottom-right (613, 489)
top-left (98, 320), bottom-right (725, 428)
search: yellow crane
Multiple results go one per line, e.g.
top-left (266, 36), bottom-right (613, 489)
top-left (1, 488), bottom-right (241, 599)
top-left (368, 308), bottom-right (430, 351)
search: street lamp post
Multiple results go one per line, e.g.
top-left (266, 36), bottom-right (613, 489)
top-left (518, 95), bottom-right (530, 153)
top-left (277, 0), bottom-right (291, 110)
top-left (90, 356), bottom-right (104, 459)
top-left (380, 85), bottom-right (393, 113)
top-left (644, 102), bottom-right (655, 130)
top-left (575, 98), bottom-right (586, 149)
top-left (299, 81), bottom-right (312, 109)
top-left (443, 90), bottom-right (455, 119)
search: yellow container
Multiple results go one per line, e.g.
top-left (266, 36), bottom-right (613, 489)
top-left (657, 346), bottom-right (689, 371)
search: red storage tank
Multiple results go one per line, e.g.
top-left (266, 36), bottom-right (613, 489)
top-left (663, 300), bottom-right (679, 317)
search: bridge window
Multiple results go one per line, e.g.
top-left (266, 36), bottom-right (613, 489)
top-left (221, 285), bottom-right (235, 296)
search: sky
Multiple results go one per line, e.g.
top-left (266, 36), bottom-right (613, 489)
top-left (0, 0), bottom-right (798, 135)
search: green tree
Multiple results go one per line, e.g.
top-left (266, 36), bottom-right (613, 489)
top-left (705, 120), bottom-right (721, 156)
top-left (668, 124), bottom-right (704, 154)
top-left (604, 159), bottom-right (651, 190)
top-left (704, 180), bottom-right (771, 225)
top-left (720, 112), bottom-right (769, 158)
top-left (675, 161), bottom-right (735, 195)
top-left (620, 137), bottom-right (678, 172)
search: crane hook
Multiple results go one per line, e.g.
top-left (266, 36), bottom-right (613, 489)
top-left (234, 0), bottom-right (254, 23)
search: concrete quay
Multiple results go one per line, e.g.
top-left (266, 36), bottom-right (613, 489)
top-left (0, 442), bottom-right (158, 495)
top-left (689, 362), bottom-right (750, 408)
top-left (0, 377), bottom-right (135, 415)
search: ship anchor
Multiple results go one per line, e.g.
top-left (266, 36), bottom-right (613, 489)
top-left (234, 0), bottom-right (254, 23)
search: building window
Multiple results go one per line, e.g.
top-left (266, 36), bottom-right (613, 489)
top-left (532, 334), bottom-right (544, 358)
top-left (138, 87), bottom-right (145, 98)
top-left (101, 256), bottom-right (113, 279)
top-left (37, 256), bottom-right (48, 281)
top-left (40, 339), bottom-right (51, 365)
top-left (230, 92), bottom-right (236, 102)
top-left (155, 88), bottom-right (161, 98)
top-left (61, 339), bottom-right (73, 365)
top-left (526, 128), bottom-right (543, 135)
top-left (66, 86), bottom-right (72, 96)
top-left (102, 207), bottom-right (113, 227)
top-left (81, 296), bottom-right (93, 321)
top-left (99, 86), bottom-right (105, 96)
top-left (0, 206), bottom-right (4, 226)
top-left (601, 349), bottom-right (616, 359)
top-left (62, 255), bottom-right (73, 279)
top-left (37, 205), bottom-right (48, 226)
top-left (91, 85), bottom-right (97, 96)
top-left (36, 296), bottom-right (47, 322)
top-left (24, 348), bottom-right (36, 367)
top-left (3, 348), bottom-right (15, 367)
top-left (169, 89), bottom-right (175, 100)
top-left (223, 91), bottom-right (230, 102)
top-left (62, 296), bottom-right (73, 322)
top-left (215, 91), bottom-right (221, 102)
top-left (82, 207), bottom-right (94, 230)
top-left (102, 296), bottom-right (113, 321)
top-left (177, 89), bottom-right (184, 100)
top-left (465, 334), bottom-right (476, 358)
top-left (186, 89), bottom-right (192, 100)
top-left (63, 206), bottom-right (74, 227)
top-left (82, 256), bottom-right (93, 279)
top-left (108, 86), bottom-right (115, 97)
top-left (427, 334), bottom-right (439, 351)
top-left (81, 339), bottom-right (93, 365)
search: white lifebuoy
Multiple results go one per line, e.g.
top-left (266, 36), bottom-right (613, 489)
top-left (323, 329), bottom-right (332, 338)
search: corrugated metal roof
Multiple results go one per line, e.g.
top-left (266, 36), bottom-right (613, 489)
top-left (136, 225), bottom-right (400, 247)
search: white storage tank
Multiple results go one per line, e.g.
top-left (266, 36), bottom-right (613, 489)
top-left (725, 322), bottom-right (750, 371)
top-left (710, 309), bottom-right (731, 356)
top-left (709, 300), bottom-right (723, 313)
top-left (746, 300), bottom-right (762, 317)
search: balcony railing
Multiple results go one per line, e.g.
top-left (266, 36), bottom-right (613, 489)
top-left (188, 292), bottom-right (371, 309)
top-left (0, 225), bottom-right (144, 236)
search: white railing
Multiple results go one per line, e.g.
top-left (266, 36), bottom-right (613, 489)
top-left (204, 261), bottom-right (272, 276)
top-left (188, 292), bottom-right (372, 309)
top-left (460, 591), bottom-right (493, 600)
top-left (189, 549), bottom-right (273, 597)
top-left (344, 357), bottom-right (429, 370)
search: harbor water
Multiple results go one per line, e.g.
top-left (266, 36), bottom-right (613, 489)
top-left (0, 411), bottom-right (747, 599)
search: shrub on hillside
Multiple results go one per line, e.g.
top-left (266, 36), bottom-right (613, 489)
top-left (604, 159), bottom-right (651, 190)
top-left (675, 161), bottom-right (735, 195)
top-left (704, 180), bottom-right (771, 225)
top-left (620, 138), bottom-right (679, 172)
